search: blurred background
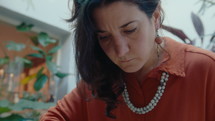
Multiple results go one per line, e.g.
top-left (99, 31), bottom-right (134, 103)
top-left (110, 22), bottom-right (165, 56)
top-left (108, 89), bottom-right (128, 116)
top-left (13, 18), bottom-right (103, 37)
top-left (0, 0), bottom-right (214, 120)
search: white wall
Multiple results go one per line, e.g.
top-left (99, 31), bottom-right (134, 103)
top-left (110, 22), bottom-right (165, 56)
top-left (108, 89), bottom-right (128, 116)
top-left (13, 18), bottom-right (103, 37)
top-left (55, 34), bottom-right (76, 99)
top-left (162, 0), bottom-right (215, 49)
top-left (0, 0), bottom-right (72, 31)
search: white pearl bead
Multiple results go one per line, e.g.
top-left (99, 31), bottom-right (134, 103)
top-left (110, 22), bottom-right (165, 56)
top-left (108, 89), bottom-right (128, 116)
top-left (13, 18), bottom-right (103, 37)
top-left (122, 72), bottom-right (169, 114)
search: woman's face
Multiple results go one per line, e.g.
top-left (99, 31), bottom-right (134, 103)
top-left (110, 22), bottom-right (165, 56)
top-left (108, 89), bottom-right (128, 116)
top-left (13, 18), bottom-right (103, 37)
top-left (93, 1), bottom-right (158, 73)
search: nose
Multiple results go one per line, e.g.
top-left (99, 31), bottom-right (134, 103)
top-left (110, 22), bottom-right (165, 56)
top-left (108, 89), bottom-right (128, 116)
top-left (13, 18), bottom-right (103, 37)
top-left (113, 35), bottom-right (129, 57)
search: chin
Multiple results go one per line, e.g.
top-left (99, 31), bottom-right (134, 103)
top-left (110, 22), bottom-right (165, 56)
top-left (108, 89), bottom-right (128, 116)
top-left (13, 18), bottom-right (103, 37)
top-left (120, 66), bottom-right (141, 73)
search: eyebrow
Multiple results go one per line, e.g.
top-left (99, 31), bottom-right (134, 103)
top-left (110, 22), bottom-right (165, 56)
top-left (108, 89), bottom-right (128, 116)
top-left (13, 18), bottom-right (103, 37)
top-left (96, 20), bottom-right (136, 33)
top-left (120, 20), bottom-right (136, 28)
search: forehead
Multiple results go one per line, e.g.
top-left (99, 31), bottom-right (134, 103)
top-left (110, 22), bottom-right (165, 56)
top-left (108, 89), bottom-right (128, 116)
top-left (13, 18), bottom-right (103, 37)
top-left (93, 1), bottom-right (148, 28)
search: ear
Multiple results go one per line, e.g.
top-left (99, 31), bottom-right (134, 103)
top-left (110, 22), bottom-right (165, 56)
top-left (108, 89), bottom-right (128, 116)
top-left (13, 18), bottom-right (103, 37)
top-left (153, 4), bottom-right (161, 30)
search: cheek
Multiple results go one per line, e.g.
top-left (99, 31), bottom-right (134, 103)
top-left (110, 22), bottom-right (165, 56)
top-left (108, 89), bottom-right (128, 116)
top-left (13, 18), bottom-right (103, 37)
top-left (129, 28), bottom-right (149, 44)
top-left (131, 34), bottom-right (154, 55)
top-left (135, 27), bottom-right (155, 46)
top-left (99, 42), bottom-right (116, 60)
top-left (131, 34), bottom-right (147, 49)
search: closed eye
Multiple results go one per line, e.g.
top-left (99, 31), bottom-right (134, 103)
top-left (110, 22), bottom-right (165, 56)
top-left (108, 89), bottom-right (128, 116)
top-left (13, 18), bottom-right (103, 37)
top-left (124, 28), bottom-right (137, 34)
top-left (98, 35), bottom-right (110, 41)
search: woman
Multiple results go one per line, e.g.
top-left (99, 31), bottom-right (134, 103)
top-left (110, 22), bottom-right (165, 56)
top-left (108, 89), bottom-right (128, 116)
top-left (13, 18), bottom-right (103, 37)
top-left (40, 0), bottom-right (215, 120)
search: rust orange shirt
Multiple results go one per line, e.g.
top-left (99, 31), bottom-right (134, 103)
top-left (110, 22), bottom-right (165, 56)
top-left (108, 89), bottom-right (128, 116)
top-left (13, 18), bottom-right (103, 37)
top-left (40, 37), bottom-right (215, 121)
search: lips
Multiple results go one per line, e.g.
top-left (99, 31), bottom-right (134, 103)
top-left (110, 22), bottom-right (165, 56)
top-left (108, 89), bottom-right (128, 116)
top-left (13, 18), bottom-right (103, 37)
top-left (120, 58), bottom-right (134, 62)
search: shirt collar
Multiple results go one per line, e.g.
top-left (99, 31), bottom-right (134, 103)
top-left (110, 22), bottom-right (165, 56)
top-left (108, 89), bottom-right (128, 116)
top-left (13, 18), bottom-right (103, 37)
top-left (158, 37), bottom-right (186, 77)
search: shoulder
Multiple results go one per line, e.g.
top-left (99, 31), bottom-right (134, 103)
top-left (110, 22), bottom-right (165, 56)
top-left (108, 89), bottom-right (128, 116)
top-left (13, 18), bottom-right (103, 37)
top-left (176, 42), bottom-right (215, 77)
top-left (185, 44), bottom-right (215, 62)
top-left (164, 37), bottom-right (215, 71)
top-left (164, 37), bottom-right (215, 64)
top-left (184, 44), bottom-right (215, 69)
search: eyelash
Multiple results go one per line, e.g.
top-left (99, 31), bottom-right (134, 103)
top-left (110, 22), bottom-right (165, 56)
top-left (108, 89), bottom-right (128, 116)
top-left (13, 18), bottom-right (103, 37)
top-left (124, 28), bottom-right (137, 34)
top-left (98, 36), bottom-right (110, 41)
top-left (98, 28), bottom-right (137, 41)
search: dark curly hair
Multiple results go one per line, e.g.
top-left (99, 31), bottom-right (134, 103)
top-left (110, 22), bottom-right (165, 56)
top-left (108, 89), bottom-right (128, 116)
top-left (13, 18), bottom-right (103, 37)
top-left (68, 0), bottom-right (162, 119)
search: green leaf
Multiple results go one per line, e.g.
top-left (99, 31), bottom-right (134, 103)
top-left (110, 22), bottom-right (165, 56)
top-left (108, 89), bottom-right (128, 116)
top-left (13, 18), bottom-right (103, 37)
top-left (24, 61), bottom-right (33, 69)
top-left (55, 72), bottom-right (69, 79)
top-left (0, 99), bottom-right (55, 114)
top-left (36, 67), bottom-right (44, 78)
top-left (34, 74), bottom-right (48, 91)
top-left (38, 32), bottom-right (56, 47)
top-left (38, 50), bottom-right (46, 56)
top-left (27, 53), bottom-right (43, 58)
top-left (46, 38), bottom-right (56, 44)
top-left (0, 100), bottom-right (11, 108)
top-left (30, 36), bottom-right (39, 46)
top-left (16, 22), bottom-right (34, 32)
top-left (17, 57), bottom-right (32, 64)
top-left (23, 59), bottom-right (31, 64)
top-left (48, 45), bottom-right (62, 54)
top-left (31, 46), bottom-right (46, 55)
top-left (0, 114), bottom-right (24, 121)
top-left (191, 12), bottom-right (205, 43)
top-left (31, 46), bottom-right (43, 51)
top-left (45, 55), bottom-right (53, 61)
top-left (0, 56), bottom-right (9, 66)
top-left (46, 61), bottom-right (58, 74)
top-left (6, 41), bottom-right (26, 51)
top-left (38, 32), bottom-right (49, 47)
top-left (22, 92), bottom-right (43, 101)
top-left (0, 107), bottom-right (11, 114)
top-left (13, 57), bottom-right (32, 69)
top-left (11, 99), bottom-right (55, 111)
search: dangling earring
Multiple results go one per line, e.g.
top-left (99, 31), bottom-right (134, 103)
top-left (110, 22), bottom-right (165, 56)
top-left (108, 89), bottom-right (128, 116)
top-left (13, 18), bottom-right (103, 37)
top-left (155, 31), bottom-right (161, 59)
top-left (155, 31), bottom-right (162, 44)
top-left (156, 43), bottom-right (160, 59)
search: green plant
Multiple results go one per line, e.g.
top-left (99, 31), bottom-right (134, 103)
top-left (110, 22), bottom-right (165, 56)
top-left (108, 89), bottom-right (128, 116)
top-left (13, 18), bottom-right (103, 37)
top-left (198, 0), bottom-right (215, 15)
top-left (0, 21), bottom-right (69, 120)
top-left (0, 22), bottom-right (69, 94)
top-left (162, 0), bottom-right (215, 51)
top-left (0, 99), bottom-right (55, 121)
top-left (162, 11), bottom-right (215, 52)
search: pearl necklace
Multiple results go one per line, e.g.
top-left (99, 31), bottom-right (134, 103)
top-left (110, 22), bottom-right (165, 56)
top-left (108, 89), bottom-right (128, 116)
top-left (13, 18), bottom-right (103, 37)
top-left (122, 72), bottom-right (169, 114)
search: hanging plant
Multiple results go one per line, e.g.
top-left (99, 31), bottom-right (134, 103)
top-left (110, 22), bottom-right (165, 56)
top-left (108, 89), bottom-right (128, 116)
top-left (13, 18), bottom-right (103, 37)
top-left (162, 12), bottom-right (215, 52)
